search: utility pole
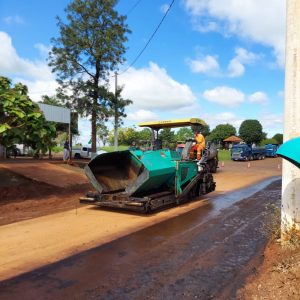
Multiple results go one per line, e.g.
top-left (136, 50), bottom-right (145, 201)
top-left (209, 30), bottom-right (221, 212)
top-left (114, 71), bottom-right (118, 151)
top-left (282, 0), bottom-right (300, 238)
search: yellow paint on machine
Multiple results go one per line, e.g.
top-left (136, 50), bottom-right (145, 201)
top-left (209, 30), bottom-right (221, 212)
top-left (138, 118), bottom-right (207, 129)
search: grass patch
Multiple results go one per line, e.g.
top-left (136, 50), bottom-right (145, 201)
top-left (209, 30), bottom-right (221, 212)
top-left (51, 146), bottom-right (63, 153)
top-left (100, 145), bottom-right (129, 152)
top-left (218, 149), bottom-right (231, 161)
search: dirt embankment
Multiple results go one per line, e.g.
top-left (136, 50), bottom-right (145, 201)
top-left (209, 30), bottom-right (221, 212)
top-left (238, 237), bottom-right (300, 299)
top-left (0, 161), bottom-right (91, 225)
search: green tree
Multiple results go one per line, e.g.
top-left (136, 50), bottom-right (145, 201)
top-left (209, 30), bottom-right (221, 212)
top-left (137, 128), bottom-right (151, 142)
top-left (208, 123), bottom-right (236, 143)
top-left (108, 127), bottom-right (137, 146)
top-left (0, 77), bottom-right (56, 154)
top-left (239, 119), bottom-right (264, 145)
top-left (272, 133), bottom-right (283, 144)
top-left (107, 85), bottom-right (132, 150)
top-left (107, 127), bottom-right (151, 148)
top-left (260, 138), bottom-right (278, 146)
top-left (49, 0), bottom-right (130, 153)
top-left (41, 95), bottom-right (62, 106)
top-left (97, 122), bottom-right (109, 146)
top-left (122, 127), bottom-right (139, 145)
top-left (175, 127), bottom-right (193, 142)
top-left (159, 128), bottom-right (175, 148)
top-left (201, 124), bottom-right (210, 137)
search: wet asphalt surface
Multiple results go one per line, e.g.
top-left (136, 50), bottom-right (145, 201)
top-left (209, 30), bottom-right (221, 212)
top-left (0, 178), bottom-right (281, 300)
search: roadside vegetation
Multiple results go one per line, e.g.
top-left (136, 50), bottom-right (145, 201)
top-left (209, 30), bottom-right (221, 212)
top-left (218, 149), bottom-right (231, 161)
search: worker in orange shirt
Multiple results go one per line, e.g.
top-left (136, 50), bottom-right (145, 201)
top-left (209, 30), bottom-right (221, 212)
top-left (190, 130), bottom-right (206, 160)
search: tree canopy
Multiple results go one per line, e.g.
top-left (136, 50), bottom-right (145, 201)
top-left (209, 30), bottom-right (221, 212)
top-left (272, 133), bottom-right (283, 144)
top-left (97, 122), bottom-right (109, 146)
top-left (260, 138), bottom-right (278, 146)
top-left (175, 127), bottom-right (193, 142)
top-left (49, 0), bottom-right (130, 152)
top-left (0, 76), bottom-right (56, 153)
top-left (201, 124), bottom-right (211, 137)
top-left (108, 85), bottom-right (132, 149)
top-left (208, 123), bottom-right (236, 143)
top-left (239, 119), bottom-right (264, 145)
top-left (159, 128), bottom-right (176, 148)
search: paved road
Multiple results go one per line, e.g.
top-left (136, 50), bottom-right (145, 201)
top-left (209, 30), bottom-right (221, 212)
top-left (0, 178), bottom-right (281, 300)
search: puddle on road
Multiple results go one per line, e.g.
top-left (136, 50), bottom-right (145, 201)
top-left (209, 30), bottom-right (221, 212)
top-left (212, 176), bottom-right (281, 211)
top-left (147, 176), bottom-right (282, 241)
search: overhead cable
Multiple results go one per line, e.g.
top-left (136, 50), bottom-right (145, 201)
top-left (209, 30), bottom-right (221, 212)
top-left (118, 0), bottom-right (175, 75)
top-left (126, 0), bottom-right (143, 16)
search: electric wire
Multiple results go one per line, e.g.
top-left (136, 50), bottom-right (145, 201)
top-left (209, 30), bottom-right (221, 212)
top-left (32, 0), bottom-right (175, 94)
top-left (118, 0), bottom-right (175, 75)
top-left (126, 0), bottom-right (143, 16)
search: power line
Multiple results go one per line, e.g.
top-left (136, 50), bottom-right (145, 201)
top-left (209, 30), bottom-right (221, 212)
top-left (126, 0), bottom-right (143, 16)
top-left (34, 0), bottom-right (175, 89)
top-left (119, 0), bottom-right (175, 75)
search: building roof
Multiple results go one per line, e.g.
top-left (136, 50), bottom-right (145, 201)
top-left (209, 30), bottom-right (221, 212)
top-left (223, 135), bottom-right (242, 142)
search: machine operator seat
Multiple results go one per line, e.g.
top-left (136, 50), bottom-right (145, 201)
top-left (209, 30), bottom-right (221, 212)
top-left (153, 139), bottom-right (162, 150)
top-left (181, 139), bottom-right (194, 160)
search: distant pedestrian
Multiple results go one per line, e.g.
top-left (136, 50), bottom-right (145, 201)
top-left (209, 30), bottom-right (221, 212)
top-left (12, 145), bottom-right (18, 159)
top-left (63, 139), bottom-right (70, 162)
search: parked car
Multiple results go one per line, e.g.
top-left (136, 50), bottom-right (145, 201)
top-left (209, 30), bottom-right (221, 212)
top-left (72, 146), bottom-right (106, 159)
top-left (6, 144), bottom-right (30, 157)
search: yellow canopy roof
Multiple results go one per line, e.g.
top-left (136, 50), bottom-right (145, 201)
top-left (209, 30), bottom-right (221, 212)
top-left (138, 118), bottom-right (207, 129)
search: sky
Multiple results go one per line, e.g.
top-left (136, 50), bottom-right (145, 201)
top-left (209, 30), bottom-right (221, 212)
top-left (0, 0), bottom-right (286, 145)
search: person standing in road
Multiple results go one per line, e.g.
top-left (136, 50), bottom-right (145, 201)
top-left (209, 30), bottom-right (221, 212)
top-left (63, 139), bottom-right (70, 162)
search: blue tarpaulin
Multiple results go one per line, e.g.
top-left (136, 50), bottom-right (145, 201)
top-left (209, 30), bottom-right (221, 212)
top-left (277, 137), bottom-right (300, 168)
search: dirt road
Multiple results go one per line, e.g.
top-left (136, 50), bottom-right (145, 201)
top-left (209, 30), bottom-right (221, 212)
top-left (0, 158), bottom-right (282, 299)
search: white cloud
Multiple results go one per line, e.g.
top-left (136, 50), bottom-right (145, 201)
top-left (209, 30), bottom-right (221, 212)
top-left (78, 118), bottom-right (91, 146)
top-left (14, 78), bottom-right (58, 102)
top-left (3, 15), bottom-right (24, 25)
top-left (259, 112), bottom-right (283, 137)
top-left (117, 62), bottom-right (196, 110)
top-left (186, 55), bottom-right (220, 75)
top-left (194, 21), bottom-right (219, 33)
top-left (187, 47), bottom-right (259, 77)
top-left (0, 32), bottom-right (53, 81)
top-left (205, 111), bottom-right (283, 136)
top-left (0, 31), bottom-right (57, 101)
top-left (34, 43), bottom-right (51, 59)
top-left (127, 109), bottom-right (158, 122)
top-left (204, 112), bottom-right (243, 130)
top-left (228, 48), bottom-right (259, 77)
top-left (248, 91), bottom-right (269, 105)
top-left (184, 0), bottom-right (285, 66)
top-left (171, 102), bottom-right (202, 117)
top-left (202, 86), bottom-right (245, 107)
